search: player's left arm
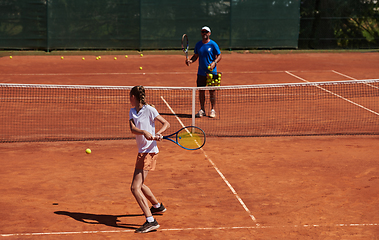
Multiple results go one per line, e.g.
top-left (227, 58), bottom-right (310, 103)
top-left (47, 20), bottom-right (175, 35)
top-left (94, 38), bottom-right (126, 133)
top-left (210, 53), bottom-right (222, 70)
top-left (154, 115), bottom-right (170, 140)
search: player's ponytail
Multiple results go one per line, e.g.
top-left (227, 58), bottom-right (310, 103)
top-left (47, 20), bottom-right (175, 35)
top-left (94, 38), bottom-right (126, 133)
top-left (130, 85), bottom-right (147, 105)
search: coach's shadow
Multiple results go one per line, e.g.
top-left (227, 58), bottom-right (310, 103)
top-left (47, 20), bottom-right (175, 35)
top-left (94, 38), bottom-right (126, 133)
top-left (54, 211), bottom-right (144, 229)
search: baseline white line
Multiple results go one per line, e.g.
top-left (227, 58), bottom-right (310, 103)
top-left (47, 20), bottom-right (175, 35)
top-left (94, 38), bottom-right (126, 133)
top-left (2, 223), bottom-right (378, 237)
top-left (1, 70), bottom-right (334, 76)
top-left (160, 96), bottom-right (257, 223)
top-left (285, 71), bottom-right (379, 117)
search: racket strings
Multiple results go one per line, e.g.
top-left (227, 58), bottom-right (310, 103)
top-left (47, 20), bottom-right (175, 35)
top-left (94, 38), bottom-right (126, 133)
top-left (178, 127), bottom-right (205, 149)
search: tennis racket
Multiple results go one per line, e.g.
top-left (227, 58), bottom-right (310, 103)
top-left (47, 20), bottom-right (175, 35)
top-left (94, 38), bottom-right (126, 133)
top-left (182, 34), bottom-right (189, 63)
top-left (157, 126), bottom-right (205, 150)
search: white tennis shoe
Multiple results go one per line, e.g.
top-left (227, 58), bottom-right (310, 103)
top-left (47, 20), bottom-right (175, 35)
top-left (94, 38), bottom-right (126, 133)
top-left (196, 109), bottom-right (206, 118)
top-left (209, 109), bottom-right (216, 118)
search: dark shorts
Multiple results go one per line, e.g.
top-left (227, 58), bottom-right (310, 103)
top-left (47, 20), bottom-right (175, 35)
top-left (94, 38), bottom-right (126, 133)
top-left (196, 74), bottom-right (207, 87)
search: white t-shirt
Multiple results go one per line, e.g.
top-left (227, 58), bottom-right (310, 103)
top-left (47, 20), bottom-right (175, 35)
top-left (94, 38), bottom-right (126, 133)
top-left (129, 104), bottom-right (159, 153)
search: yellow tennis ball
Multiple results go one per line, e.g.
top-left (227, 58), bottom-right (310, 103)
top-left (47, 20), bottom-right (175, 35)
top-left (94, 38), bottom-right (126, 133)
top-left (139, 67), bottom-right (143, 70)
top-left (208, 65), bottom-right (211, 70)
top-left (98, 56), bottom-right (101, 59)
top-left (61, 56), bottom-right (64, 60)
top-left (82, 57), bottom-right (85, 60)
top-left (9, 56), bottom-right (12, 59)
top-left (114, 57), bottom-right (117, 60)
top-left (140, 54), bottom-right (143, 57)
top-left (125, 55), bottom-right (128, 58)
top-left (85, 148), bottom-right (91, 154)
top-left (96, 57), bottom-right (99, 60)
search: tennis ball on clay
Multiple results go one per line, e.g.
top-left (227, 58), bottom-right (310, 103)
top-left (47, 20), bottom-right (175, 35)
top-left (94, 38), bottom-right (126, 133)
top-left (85, 148), bottom-right (91, 154)
top-left (9, 56), bottom-right (12, 59)
top-left (139, 67), bottom-right (143, 70)
top-left (114, 57), bottom-right (117, 60)
top-left (61, 56), bottom-right (64, 60)
top-left (96, 57), bottom-right (99, 60)
top-left (125, 55), bottom-right (128, 58)
top-left (140, 54), bottom-right (143, 57)
top-left (82, 57), bottom-right (85, 60)
top-left (98, 56), bottom-right (101, 59)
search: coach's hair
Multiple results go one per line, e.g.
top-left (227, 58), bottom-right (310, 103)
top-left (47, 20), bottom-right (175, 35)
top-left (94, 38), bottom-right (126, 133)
top-left (130, 85), bottom-right (146, 105)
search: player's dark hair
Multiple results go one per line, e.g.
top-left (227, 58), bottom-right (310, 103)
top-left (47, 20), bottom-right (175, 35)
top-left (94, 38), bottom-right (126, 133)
top-left (130, 85), bottom-right (146, 105)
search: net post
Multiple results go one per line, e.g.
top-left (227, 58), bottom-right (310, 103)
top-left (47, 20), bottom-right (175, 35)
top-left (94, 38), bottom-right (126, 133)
top-left (192, 88), bottom-right (196, 126)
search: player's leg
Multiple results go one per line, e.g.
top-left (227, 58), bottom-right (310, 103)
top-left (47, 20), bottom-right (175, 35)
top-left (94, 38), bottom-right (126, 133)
top-left (199, 90), bottom-right (206, 111)
top-left (209, 90), bottom-right (216, 118)
top-left (197, 75), bottom-right (207, 117)
top-left (131, 169), bottom-right (160, 233)
top-left (131, 169), bottom-right (152, 217)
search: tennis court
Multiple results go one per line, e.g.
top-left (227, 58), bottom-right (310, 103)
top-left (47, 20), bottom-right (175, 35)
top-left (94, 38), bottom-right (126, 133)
top-left (1, 52), bottom-right (379, 239)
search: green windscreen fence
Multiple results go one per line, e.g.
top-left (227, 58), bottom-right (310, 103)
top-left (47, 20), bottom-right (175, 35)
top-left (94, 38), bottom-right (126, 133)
top-left (0, 0), bottom-right (301, 50)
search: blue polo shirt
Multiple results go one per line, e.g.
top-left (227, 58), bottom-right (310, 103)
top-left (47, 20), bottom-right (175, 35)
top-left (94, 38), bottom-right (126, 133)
top-left (194, 39), bottom-right (221, 76)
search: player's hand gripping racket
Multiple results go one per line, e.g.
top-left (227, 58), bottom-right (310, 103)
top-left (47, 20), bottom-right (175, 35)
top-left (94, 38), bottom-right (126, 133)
top-left (182, 34), bottom-right (189, 65)
top-left (156, 126), bottom-right (205, 150)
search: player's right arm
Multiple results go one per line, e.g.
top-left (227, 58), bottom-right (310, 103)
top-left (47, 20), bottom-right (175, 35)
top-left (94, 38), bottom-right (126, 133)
top-left (129, 119), bottom-right (154, 140)
top-left (186, 53), bottom-right (198, 66)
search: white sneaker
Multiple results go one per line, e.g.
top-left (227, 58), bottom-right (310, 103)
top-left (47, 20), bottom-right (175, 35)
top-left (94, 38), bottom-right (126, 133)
top-left (209, 109), bottom-right (216, 118)
top-left (196, 109), bottom-right (206, 118)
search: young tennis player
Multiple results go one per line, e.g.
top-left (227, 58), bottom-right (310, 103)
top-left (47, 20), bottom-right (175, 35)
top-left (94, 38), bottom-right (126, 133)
top-left (129, 85), bottom-right (170, 233)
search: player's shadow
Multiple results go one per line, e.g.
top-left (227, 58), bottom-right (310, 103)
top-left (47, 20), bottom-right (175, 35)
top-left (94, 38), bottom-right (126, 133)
top-left (54, 211), bottom-right (144, 229)
top-left (160, 113), bottom-right (192, 118)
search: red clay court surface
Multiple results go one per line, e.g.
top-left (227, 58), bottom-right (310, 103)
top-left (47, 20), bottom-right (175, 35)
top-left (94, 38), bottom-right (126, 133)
top-left (0, 52), bottom-right (379, 239)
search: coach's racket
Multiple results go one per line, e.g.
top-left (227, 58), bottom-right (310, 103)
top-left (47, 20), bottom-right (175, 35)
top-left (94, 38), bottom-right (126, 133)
top-left (182, 34), bottom-right (189, 63)
top-left (158, 126), bottom-right (205, 150)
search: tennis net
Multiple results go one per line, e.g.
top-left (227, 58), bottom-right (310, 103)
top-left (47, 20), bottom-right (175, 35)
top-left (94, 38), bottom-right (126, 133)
top-left (1, 80), bottom-right (379, 143)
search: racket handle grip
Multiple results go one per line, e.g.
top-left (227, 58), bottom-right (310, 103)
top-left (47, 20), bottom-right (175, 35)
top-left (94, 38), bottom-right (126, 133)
top-left (154, 135), bottom-right (163, 141)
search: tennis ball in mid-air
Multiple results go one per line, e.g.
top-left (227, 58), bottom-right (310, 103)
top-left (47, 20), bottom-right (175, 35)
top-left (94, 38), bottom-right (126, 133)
top-left (85, 148), bottom-right (91, 154)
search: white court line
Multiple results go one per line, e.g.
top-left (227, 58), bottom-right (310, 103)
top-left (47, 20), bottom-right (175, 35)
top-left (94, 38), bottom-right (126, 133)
top-left (1, 70), bottom-right (334, 76)
top-left (160, 96), bottom-right (257, 223)
top-left (1, 223), bottom-right (378, 237)
top-left (332, 70), bottom-right (379, 90)
top-left (285, 71), bottom-right (379, 117)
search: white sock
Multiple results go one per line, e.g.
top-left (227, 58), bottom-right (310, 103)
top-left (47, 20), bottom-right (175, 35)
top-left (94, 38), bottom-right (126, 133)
top-left (146, 216), bottom-right (155, 223)
top-left (153, 203), bottom-right (161, 208)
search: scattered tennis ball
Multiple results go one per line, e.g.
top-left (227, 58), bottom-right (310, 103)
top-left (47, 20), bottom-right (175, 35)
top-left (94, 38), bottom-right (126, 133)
top-left (98, 56), bottom-right (101, 59)
top-left (96, 57), bottom-right (99, 60)
top-left (61, 56), bottom-right (64, 60)
top-left (140, 54), bottom-right (143, 57)
top-left (139, 67), bottom-right (143, 70)
top-left (9, 56), bottom-right (12, 59)
top-left (82, 57), bottom-right (85, 60)
top-left (114, 57), bottom-right (117, 60)
top-left (85, 148), bottom-right (91, 154)
top-left (125, 55), bottom-right (128, 58)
